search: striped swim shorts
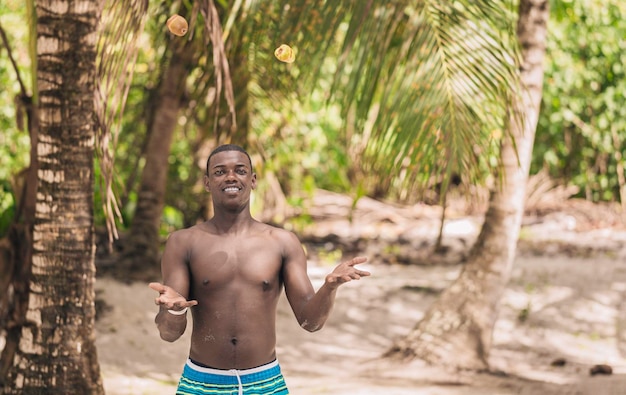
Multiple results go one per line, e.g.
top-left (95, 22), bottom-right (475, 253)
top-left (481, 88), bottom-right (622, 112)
top-left (176, 358), bottom-right (289, 395)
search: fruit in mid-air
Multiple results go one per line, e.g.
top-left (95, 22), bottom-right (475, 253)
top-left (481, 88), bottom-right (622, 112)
top-left (167, 14), bottom-right (188, 36)
top-left (274, 44), bottom-right (296, 63)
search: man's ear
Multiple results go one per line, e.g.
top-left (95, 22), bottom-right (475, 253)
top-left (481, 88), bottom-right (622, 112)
top-left (251, 173), bottom-right (257, 190)
top-left (203, 175), bottom-right (210, 191)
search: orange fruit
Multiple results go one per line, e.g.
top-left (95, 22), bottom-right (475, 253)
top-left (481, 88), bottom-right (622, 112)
top-left (167, 14), bottom-right (188, 37)
top-left (274, 44), bottom-right (296, 63)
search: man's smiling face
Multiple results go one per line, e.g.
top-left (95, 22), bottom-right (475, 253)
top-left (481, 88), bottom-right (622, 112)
top-left (204, 150), bottom-right (257, 209)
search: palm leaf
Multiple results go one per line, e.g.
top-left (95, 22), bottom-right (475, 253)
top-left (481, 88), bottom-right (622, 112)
top-left (95, 0), bottom-right (148, 242)
top-left (240, 0), bottom-right (523, 200)
top-left (361, 1), bottom-right (520, 195)
top-left (198, 0), bottom-right (238, 136)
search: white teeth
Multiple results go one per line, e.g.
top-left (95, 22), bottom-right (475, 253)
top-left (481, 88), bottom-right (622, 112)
top-left (224, 187), bottom-right (239, 192)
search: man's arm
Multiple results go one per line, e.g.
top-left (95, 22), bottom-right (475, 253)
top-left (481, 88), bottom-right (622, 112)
top-left (148, 230), bottom-right (197, 342)
top-left (280, 231), bottom-right (370, 332)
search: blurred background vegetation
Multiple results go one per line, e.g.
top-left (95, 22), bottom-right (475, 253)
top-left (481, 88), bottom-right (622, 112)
top-left (0, 0), bottom-right (624, 240)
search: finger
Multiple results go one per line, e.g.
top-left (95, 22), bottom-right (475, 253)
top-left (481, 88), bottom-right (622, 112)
top-left (149, 282), bottom-right (166, 293)
top-left (356, 270), bottom-right (371, 277)
top-left (347, 256), bottom-right (368, 266)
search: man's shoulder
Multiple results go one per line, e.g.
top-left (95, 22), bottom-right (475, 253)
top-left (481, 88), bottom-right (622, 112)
top-left (255, 221), bottom-right (299, 243)
top-left (167, 224), bottom-right (209, 242)
top-left (255, 221), bottom-right (290, 234)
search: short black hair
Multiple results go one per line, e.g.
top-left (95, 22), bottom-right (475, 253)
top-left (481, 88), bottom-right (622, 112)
top-left (206, 144), bottom-right (253, 175)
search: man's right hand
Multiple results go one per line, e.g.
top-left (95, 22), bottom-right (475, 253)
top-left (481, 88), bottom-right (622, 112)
top-left (148, 282), bottom-right (198, 311)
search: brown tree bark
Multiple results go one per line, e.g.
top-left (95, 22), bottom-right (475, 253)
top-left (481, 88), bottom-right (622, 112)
top-left (123, 10), bottom-right (244, 264)
top-left (120, 39), bottom-right (197, 269)
top-left (385, 0), bottom-right (549, 370)
top-left (1, 0), bottom-right (104, 393)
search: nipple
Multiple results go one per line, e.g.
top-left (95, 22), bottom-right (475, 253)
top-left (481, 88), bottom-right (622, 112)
top-left (262, 280), bottom-right (270, 291)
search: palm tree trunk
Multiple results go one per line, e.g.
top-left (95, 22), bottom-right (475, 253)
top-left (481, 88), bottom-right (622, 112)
top-left (121, 39), bottom-right (196, 269)
top-left (385, 0), bottom-right (549, 370)
top-left (1, 0), bottom-right (104, 393)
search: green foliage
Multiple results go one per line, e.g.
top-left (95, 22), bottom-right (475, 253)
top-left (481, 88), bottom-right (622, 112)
top-left (0, 180), bottom-right (15, 236)
top-left (244, 0), bottom-right (521, 204)
top-left (160, 205), bottom-right (184, 236)
top-left (251, 89), bottom-right (352, 197)
top-left (535, 0), bottom-right (626, 201)
top-left (0, 0), bottom-right (32, 236)
top-left (4, 0), bottom-right (626, 240)
top-left (164, 125), bottom-right (205, 227)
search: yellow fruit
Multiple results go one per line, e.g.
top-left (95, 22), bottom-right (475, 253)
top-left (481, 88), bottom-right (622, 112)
top-left (167, 14), bottom-right (188, 37)
top-left (274, 44), bottom-right (296, 63)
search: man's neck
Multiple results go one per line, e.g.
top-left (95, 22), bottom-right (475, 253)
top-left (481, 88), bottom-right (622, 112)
top-left (210, 210), bottom-right (255, 234)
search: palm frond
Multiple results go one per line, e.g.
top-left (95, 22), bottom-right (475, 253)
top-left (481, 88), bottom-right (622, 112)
top-left (251, 0), bottom-right (521, 200)
top-left (95, 0), bottom-right (149, 242)
top-left (198, 0), bottom-right (237, 138)
top-left (358, 1), bottom-right (521, 195)
top-left (211, 0), bottom-right (523, 204)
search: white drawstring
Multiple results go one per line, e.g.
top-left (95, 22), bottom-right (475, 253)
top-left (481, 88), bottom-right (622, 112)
top-left (229, 369), bottom-right (243, 395)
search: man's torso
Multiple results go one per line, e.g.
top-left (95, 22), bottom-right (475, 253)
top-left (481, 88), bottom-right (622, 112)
top-left (183, 222), bottom-right (286, 369)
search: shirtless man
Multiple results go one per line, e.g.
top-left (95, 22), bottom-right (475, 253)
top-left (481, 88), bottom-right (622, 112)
top-left (149, 144), bottom-right (370, 394)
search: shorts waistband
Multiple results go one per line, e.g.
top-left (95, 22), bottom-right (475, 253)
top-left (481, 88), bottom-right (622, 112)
top-left (185, 358), bottom-right (279, 376)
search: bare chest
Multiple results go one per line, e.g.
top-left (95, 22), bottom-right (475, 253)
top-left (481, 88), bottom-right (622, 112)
top-left (187, 234), bottom-right (284, 292)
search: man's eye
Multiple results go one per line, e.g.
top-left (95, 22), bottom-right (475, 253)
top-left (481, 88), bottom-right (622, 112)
top-left (237, 169), bottom-right (247, 175)
top-left (214, 170), bottom-right (224, 175)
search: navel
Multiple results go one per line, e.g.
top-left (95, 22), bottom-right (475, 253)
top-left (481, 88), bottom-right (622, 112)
top-left (230, 337), bottom-right (238, 346)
